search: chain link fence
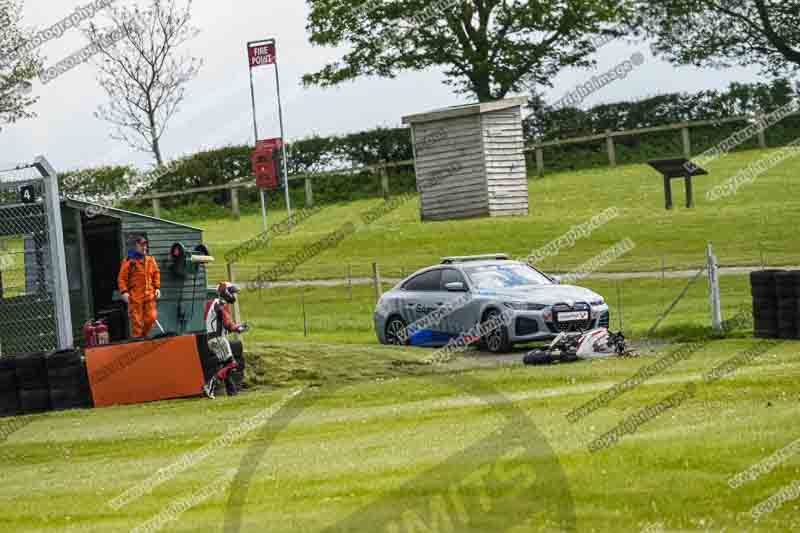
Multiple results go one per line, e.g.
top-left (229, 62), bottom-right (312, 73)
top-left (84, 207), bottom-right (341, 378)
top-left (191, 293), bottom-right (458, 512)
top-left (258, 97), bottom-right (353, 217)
top-left (0, 160), bottom-right (72, 356)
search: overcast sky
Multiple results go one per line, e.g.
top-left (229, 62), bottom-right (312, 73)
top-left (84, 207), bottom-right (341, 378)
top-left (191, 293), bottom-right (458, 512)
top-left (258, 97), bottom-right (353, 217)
top-left (1, 0), bottom-right (768, 173)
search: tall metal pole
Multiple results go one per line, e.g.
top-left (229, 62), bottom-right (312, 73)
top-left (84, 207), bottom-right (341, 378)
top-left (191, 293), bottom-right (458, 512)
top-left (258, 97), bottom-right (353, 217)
top-left (34, 156), bottom-right (74, 350)
top-left (248, 47), bottom-right (269, 233)
top-left (273, 47), bottom-right (293, 230)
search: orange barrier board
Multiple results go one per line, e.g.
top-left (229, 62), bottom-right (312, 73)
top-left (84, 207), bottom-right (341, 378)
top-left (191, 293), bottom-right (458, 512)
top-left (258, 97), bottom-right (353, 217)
top-left (86, 335), bottom-right (204, 407)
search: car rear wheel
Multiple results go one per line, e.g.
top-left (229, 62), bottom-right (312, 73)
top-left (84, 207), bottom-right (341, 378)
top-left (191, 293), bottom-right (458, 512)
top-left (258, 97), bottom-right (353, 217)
top-left (482, 309), bottom-right (512, 354)
top-left (385, 316), bottom-right (409, 345)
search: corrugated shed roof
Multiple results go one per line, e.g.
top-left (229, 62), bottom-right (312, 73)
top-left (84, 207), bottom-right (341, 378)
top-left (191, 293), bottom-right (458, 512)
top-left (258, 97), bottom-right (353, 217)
top-left (62, 197), bottom-right (203, 232)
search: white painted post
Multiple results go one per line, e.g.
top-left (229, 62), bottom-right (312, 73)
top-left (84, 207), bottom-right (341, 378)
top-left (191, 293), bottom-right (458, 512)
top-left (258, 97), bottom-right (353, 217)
top-left (372, 262), bottom-right (382, 302)
top-left (707, 243), bottom-right (722, 333)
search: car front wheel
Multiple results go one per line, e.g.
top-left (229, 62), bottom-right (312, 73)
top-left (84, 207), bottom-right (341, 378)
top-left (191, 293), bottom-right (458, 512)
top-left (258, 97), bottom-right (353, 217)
top-left (482, 309), bottom-right (512, 353)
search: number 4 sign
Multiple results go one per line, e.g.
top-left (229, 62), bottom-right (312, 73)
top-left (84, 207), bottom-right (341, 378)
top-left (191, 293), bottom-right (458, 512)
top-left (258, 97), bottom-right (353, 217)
top-left (19, 185), bottom-right (35, 204)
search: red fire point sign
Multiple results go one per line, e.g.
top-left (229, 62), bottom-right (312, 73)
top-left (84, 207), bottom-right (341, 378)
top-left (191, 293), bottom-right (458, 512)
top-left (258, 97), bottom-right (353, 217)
top-left (252, 138), bottom-right (283, 190)
top-left (248, 42), bottom-right (276, 68)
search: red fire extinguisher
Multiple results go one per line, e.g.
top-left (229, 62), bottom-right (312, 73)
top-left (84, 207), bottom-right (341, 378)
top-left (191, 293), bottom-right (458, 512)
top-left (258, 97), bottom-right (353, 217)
top-left (95, 320), bottom-right (110, 345)
top-left (83, 321), bottom-right (98, 347)
top-left (83, 320), bottom-right (110, 347)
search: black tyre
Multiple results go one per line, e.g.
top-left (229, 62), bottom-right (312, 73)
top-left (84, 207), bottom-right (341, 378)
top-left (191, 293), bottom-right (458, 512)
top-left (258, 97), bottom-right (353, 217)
top-left (776, 286), bottom-right (796, 299)
top-left (18, 389), bottom-right (50, 413)
top-left (0, 369), bottom-right (16, 390)
top-left (753, 295), bottom-right (777, 306)
top-left (481, 309), bottom-right (513, 354)
top-left (0, 357), bottom-right (15, 372)
top-left (0, 391), bottom-right (19, 416)
top-left (750, 269), bottom-right (784, 286)
top-left (16, 370), bottom-right (48, 391)
top-left (384, 316), bottom-right (409, 346)
top-left (49, 388), bottom-right (92, 410)
top-left (523, 350), bottom-right (553, 365)
top-left (775, 271), bottom-right (800, 291)
top-left (752, 286), bottom-right (777, 299)
top-left (753, 307), bottom-right (778, 320)
top-left (45, 350), bottom-right (82, 370)
top-left (47, 375), bottom-right (89, 390)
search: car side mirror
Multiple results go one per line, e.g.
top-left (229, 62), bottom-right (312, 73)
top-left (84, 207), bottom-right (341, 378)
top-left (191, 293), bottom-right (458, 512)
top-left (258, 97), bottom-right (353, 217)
top-left (445, 281), bottom-right (467, 292)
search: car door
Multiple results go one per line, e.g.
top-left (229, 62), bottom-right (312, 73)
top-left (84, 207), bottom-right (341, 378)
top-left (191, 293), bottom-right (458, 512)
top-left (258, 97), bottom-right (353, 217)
top-left (436, 268), bottom-right (476, 340)
top-left (400, 269), bottom-right (443, 345)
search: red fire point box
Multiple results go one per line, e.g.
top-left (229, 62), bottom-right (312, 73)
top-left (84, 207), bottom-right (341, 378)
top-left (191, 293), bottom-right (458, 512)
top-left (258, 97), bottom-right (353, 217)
top-left (252, 138), bottom-right (283, 190)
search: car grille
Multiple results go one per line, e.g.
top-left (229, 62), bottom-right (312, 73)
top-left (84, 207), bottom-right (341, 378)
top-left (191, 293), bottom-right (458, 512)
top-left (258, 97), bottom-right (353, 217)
top-left (515, 317), bottom-right (539, 336)
top-left (550, 302), bottom-right (592, 332)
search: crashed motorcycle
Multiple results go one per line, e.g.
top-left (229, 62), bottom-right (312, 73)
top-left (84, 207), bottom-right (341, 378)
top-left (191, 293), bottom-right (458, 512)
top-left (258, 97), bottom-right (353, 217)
top-left (523, 327), bottom-right (627, 365)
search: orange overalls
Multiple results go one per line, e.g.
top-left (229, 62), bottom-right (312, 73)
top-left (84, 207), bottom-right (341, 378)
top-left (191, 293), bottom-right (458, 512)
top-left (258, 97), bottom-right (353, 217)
top-left (118, 255), bottom-right (161, 338)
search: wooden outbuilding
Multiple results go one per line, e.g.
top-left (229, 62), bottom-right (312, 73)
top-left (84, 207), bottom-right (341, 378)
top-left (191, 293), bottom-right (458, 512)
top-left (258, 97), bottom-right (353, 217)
top-left (402, 97), bottom-right (529, 221)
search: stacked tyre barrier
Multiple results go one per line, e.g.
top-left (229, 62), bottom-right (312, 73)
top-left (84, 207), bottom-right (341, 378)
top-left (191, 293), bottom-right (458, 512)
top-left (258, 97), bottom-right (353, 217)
top-left (751, 270), bottom-right (800, 339)
top-left (0, 350), bottom-right (93, 417)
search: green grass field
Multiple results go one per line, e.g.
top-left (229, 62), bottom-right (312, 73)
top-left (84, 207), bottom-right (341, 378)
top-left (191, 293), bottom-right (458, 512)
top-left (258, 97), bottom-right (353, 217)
top-left (2, 337), bottom-right (798, 532)
top-left (177, 147), bottom-right (800, 282)
top-left (1, 148), bottom-right (798, 532)
top-left (2, 271), bottom-right (798, 532)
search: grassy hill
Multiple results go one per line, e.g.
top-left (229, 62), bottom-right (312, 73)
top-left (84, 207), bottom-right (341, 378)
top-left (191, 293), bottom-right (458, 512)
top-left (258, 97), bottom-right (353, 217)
top-left (168, 147), bottom-right (799, 283)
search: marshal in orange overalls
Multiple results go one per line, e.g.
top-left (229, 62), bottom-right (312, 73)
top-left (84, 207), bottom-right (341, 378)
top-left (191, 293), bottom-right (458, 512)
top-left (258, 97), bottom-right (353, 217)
top-left (118, 239), bottom-right (161, 338)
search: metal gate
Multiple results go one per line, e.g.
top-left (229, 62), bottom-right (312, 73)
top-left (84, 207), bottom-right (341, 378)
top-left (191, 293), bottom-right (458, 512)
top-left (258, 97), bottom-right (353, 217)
top-left (0, 157), bottom-right (73, 356)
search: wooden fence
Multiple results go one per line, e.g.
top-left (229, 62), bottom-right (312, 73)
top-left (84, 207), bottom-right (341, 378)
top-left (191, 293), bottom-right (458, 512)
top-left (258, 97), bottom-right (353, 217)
top-left (138, 112), bottom-right (791, 219)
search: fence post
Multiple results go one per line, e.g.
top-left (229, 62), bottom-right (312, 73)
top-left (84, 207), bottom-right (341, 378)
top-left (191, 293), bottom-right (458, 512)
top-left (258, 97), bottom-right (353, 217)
top-left (605, 130), bottom-right (616, 167)
top-left (230, 187), bottom-right (240, 220)
top-left (152, 198), bottom-right (161, 219)
top-left (227, 262), bottom-right (242, 326)
top-left (347, 263), bottom-right (353, 300)
top-left (372, 262), bottom-right (382, 302)
top-left (535, 147), bottom-right (544, 177)
top-left (757, 116), bottom-right (767, 148)
top-left (304, 178), bottom-right (314, 208)
top-left (707, 243), bottom-right (722, 333)
top-left (302, 291), bottom-right (308, 337)
top-left (257, 266), bottom-right (262, 300)
top-left (380, 165), bottom-right (390, 200)
top-left (681, 125), bottom-right (692, 159)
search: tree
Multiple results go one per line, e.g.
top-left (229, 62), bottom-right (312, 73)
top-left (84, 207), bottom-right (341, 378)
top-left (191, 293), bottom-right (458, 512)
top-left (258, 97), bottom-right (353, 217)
top-left (0, 0), bottom-right (41, 132)
top-left (303, 0), bottom-right (633, 102)
top-left (636, 0), bottom-right (800, 75)
top-left (86, 0), bottom-right (202, 166)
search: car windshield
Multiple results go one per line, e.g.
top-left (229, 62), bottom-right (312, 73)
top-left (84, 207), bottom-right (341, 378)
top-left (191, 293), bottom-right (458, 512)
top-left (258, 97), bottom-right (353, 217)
top-left (464, 263), bottom-right (553, 290)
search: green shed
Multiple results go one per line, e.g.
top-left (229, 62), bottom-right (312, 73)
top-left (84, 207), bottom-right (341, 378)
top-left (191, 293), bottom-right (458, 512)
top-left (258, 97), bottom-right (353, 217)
top-left (60, 198), bottom-right (210, 344)
top-left (0, 158), bottom-right (212, 356)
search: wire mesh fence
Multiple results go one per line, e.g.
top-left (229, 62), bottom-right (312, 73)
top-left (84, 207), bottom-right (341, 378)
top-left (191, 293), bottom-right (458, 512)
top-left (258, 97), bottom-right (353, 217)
top-left (0, 164), bottom-right (61, 356)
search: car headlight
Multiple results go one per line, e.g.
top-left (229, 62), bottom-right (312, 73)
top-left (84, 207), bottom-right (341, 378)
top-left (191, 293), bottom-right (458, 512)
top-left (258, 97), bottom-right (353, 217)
top-left (503, 302), bottom-right (546, 311)
top-left (590, 299), bottom-right (605, 306)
